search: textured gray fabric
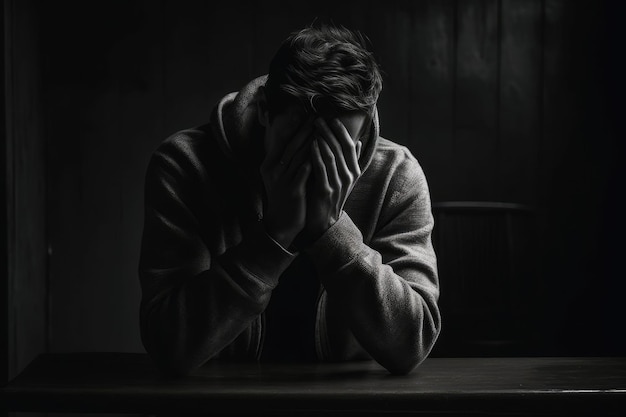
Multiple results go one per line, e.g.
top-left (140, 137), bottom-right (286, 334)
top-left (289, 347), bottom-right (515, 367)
top-left (138, 77), bottom-right (440, 376)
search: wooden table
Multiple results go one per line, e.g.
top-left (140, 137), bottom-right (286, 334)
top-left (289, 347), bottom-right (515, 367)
top-left (1, 353), bottom-right (625, 416)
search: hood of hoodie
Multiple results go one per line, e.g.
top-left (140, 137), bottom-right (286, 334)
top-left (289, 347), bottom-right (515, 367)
top-left (211, 75), bottom-right (381, 177)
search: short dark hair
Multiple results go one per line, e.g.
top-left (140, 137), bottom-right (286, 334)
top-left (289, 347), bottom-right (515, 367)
top-left (265, 24), bottom-right (383, 120)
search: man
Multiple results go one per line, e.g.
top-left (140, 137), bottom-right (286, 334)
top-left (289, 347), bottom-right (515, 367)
top-left (138, 25), bottom-right (440, 376)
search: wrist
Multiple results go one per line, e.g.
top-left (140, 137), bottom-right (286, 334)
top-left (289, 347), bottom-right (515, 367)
top-left (299, 218), bottom-right (336, 248)
top-left (263, 223), bottom-right (295, 249)
top-left (274, 234), bottom-right (294, 250)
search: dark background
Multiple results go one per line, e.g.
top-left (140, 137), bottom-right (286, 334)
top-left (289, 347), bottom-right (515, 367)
top-left (3, 0), bottom-right (625, 380)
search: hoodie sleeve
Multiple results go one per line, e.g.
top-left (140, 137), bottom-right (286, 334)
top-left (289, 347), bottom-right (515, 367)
top-left (304, 151), bottom-right (440, 375)
top-left (138, 137), bottom-right (295, 376)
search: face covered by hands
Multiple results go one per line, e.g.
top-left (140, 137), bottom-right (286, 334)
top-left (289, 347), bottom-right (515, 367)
top-left (259, 100), bottom-right (370, 251)
top-left (296, 114), bottom-right (368, 247)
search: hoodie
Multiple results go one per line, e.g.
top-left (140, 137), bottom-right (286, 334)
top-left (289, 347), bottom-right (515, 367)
top-left (138, 76), bottom-right (441, 376)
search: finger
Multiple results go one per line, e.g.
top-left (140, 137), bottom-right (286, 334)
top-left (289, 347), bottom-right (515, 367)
top-left (294, 162), bottom-right (311, 192)
top-left (278, 114), bottom-right (315, 166)
top-left (263, 139), bottom-right (284, 171)
top-left (262, 114), bottom-right (314, 171)
top-left (314, 119), bottom-right (352, 182)
top-left (318, 136), bottom-right (341, 192)
top-left (285, 131), bottom-right (314, 180)
top-left (311, 139), bottom-right (330, 192)
top-left (326, 118), bottom-right (360, 176)
top-left (356, 140), bottom-right (363, 161)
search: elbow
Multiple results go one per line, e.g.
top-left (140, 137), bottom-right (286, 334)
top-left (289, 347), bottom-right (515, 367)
top-left (140, 316), bottom-right (206, 378)
top-left (384, 311), bottom-right (442, 375)
top-left (153, 354), bottom-right (199, 378)
top-left (142, 334), bottom-right (216, 378)
top-left (143, 337), bottom-right (207, 378)
top-left (382, 341), bottom-right (434, 375)
top-left (385, 356), bottom-right (422, 375)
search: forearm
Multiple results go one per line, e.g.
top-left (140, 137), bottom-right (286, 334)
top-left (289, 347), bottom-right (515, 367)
top-left (140, 230), bottom-right (294, 376)
top-left (326, 249), bottom-right (439, 374)
top-left (306, 213), bottom-right (440, 374)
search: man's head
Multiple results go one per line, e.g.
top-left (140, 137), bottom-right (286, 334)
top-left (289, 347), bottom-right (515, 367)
top-left (257, 24), bottom-right (382, 156)
top-left (263, 24), bottom-right (382, 120)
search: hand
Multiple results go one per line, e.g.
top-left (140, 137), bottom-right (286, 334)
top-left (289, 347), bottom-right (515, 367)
top-left (260, 116), bottom-right (314, 249)
top-left (299, 118), bottom-right (363, 246)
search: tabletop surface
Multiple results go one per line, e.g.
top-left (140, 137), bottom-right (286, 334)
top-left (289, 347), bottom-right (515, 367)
top-left (2, 353), bottom-right (626, 415)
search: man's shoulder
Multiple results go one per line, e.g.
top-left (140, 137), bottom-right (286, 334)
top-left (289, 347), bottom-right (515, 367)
top-left (146, 123), bottom-right (226, 186)
top-left (370, 136), bottom-right (424, 180)
top-left (375, 137), bottom-right (414, 159)
top-left (154, 124), bottom-right (213, 160)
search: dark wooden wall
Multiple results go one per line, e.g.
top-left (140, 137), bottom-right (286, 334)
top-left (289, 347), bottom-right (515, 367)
top-left (2, 0), bottom-right (48, 381)
top-left (4, 0), bottom-right (621, 363)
